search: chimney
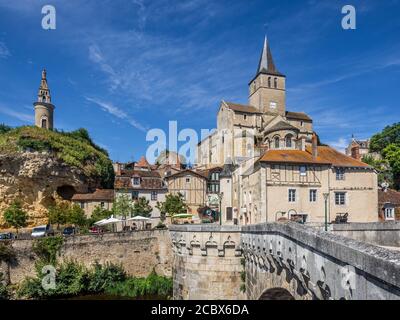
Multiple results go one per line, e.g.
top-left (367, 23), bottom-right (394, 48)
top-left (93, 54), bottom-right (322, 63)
top-left (312, 133), bottom-right (318, 159)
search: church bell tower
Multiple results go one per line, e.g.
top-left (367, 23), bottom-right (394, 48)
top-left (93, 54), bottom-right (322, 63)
top-left (34, 69), bottom-right (55, 130)
top-left (249, 37), bottom-right (286, 115)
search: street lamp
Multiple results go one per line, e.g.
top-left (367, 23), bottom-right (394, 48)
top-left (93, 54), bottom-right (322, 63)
top-left (217, 192), bottom-right (224, 226)
top-left (323, 193), bottom-right (329, 231)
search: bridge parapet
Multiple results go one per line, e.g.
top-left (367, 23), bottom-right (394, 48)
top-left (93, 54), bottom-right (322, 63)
top-left (242, 222), bottom-right (400, 300)
top-left (170, 224), bottom-right (244, 300)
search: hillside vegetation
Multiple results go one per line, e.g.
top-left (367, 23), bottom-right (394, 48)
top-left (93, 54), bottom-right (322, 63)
top-left (0, 125), bottom-right (114, 188)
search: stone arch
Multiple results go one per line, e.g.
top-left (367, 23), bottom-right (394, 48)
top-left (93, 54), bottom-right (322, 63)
top-left (259, 288), bottom-right (295, 300)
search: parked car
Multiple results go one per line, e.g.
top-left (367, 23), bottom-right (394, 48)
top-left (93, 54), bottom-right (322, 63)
top-left (0, 232), bottom-right (14, 240)
top-left (31, 224), bottom-right (54, 238)
top-left (89, 226), bottom-right (104, 234)
top-left (62, 226), bottom-right (76, 236)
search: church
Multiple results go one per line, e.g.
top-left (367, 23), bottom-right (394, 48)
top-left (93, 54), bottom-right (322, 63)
top-left (196, 37), bottom-right (378, 225)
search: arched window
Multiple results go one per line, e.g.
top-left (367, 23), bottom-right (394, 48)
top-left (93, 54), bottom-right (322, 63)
top-left (285, 134), bottom-right (293, 148)
top-left (268, 77), bottom-right (271, 87)
top-left (274, 78), bottom-right (278, 88)
top-left (41, 118), bottom-right (47, 129)
top-left (274, 137), bottom-right (280, 149)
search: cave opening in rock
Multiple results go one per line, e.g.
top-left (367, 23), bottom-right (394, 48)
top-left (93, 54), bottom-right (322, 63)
top-left (56, 185), bottom-right (76, 200)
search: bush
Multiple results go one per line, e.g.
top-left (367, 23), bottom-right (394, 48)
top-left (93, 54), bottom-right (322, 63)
top-left (105, 269), bottom-right (172, 298)
top-left (88, 261), bottom-right (127, 293)
top-left (32, 236), bottom-right (64, 265)
top-left (0, 273), bottom-right (10, 300)
top-left (17, 261), bottom-right (172, 300)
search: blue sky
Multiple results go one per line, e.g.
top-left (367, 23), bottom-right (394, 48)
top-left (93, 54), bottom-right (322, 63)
top-left (0, 0), bottom-right (399, 162)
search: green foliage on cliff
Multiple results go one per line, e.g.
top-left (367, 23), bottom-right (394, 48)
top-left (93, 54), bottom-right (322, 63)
top-left (0, 126), bottom-right (114, 188)
top-left (0, 273), bottom-right (9, 300)
top-left (3, 201), bottom-right (28, 233)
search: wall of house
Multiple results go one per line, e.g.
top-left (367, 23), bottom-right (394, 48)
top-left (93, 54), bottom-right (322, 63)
top-left (167, 175), bottom-right (207, 214)
top-left (72, 200), bottom-right (113, 217)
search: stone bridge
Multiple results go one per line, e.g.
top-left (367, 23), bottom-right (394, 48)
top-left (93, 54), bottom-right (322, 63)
top-left (170, 222), bottom-right (400, 300)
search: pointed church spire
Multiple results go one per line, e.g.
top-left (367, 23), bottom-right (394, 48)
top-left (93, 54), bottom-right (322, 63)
top-left (256, 36), bottom-right (282, 76)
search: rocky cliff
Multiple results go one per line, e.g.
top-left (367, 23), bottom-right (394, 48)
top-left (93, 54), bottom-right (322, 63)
top-left (0, 126), bottom-right (114, 228)
top-left (0, 151), bottom-right (101, 227)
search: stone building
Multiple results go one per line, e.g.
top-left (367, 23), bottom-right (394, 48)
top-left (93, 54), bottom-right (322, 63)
top-left (196, 37), bottom-right (378, 225)
top-left (34, 69), bottom-right (55, 130)
top-left (71, 189), bottom-right (114, 217)
top-left (345, 136), bottom-right (371, 160)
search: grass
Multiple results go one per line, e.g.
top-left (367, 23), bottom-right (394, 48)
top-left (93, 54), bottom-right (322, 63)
top-left (0, 126), bottom-right (114, 188)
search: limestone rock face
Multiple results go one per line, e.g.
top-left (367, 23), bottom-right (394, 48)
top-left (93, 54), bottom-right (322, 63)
top-left (0, 151), bottom-right (100, 227)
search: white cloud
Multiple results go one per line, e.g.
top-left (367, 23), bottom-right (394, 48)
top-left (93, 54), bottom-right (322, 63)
top-left (327, 137), bottom-right (348, 154)
top-left (85, 97), bottom-right (147, 132)
top-left (0, 106), bottom-right (34, 122)
top-left (0, 42), bottom-right (10, 58)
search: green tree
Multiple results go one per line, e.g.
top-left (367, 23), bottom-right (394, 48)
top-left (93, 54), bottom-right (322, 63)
top-left (47, 202), bottom-right (69, 230)
top-left (382, 144), bottom-right (400, 189)
top-left (370, 122), bottom-right (400, 153)
top-left (132, 197), bottom-right (153, 217)
top-left (0, 124), bottom-right (11, 135)
top-left (88, 205), bottom-right (112, 226)
top-left (362, 154), bottom-right (393, 186)
top-left (67, 204), bottom-right (87, 227)
top-left (157, 193), bottom-right (187, 216)
top-left (3, 201), bottom-right (28, 234)
top-left (112, 193), bottom-right (134, 219)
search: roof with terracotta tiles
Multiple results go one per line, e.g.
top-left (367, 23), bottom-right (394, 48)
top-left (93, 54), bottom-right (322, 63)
top-left (71, 189), bottom-right (114, 201)
top-left (259, 146), bottom-right (371, 167)
top-left (164, 169), bottom-right (208, 180)
top-left (285, 111), bottom-right (312, 122)
top-left (379, 189), bottom-right (400, 206)
top-left (136, 156), bottom-right (151, 167)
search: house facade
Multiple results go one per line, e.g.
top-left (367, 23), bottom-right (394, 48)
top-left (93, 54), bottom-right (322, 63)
top-left (164, 169), bottom-right (208, 215)
top-left (71, 189), bottom-right (114, 217)
top-left (114, 158), bottom-right (168, 221)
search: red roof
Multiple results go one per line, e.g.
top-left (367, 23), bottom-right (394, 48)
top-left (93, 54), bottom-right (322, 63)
top-left (71, 189), bottom-right (114, 201)
top-left (136, 156), bottom-right (150, 167)
top-left (259, 146), bottom-right (371, 167)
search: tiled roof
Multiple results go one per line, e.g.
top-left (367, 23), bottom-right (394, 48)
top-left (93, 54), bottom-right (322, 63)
top-left (379, 189), bottom-right (400, 206)
top-left (165, 169), bottom-right (208, 180)
top-left (120, 170), bottom-right (161, 178)
top-left (308, 146), bottom-right (370, 168)
top-left (264, 121), bottom-right (299, 135)
top-left (259, 146), bottom-right (371, 167)
top-left (285, 111), bottom-right (312, 122)
top-left (224, 102), bottom-right (262, 114)
top-left (71, 189), bottom-right (114, 201)
top-left (136, 156), bottom-right (150, 167)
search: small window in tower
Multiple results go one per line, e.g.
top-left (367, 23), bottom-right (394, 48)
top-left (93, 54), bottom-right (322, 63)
top-left (274, 78), bottom-right (278, 88)
top-left (268, 77), bottom-right (271, 87)
top-left (42, 96), bottom-right (46, 101)
top-left (270, 102), bottom-right (277, 109)
top-left (41, 118), bottom-right (47, 129)
top-left (244, 115), bottom-right (247, 120)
